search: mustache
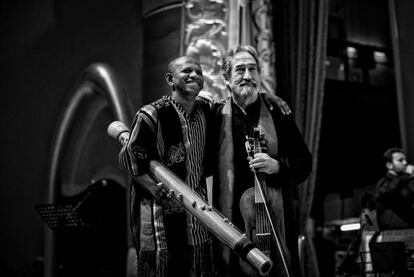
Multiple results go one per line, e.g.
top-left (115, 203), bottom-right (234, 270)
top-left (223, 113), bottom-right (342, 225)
top-left (239, 81), bottom-right (256, 87)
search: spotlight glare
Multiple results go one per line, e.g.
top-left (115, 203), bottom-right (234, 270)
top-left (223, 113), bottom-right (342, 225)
top-left (346, 47), bottom-right (357, 58)
top-left (373, 51), bottom-right (387, 63)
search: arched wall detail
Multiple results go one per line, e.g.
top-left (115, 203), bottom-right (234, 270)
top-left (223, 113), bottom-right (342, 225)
top-left (44, 63), bottom-right (133, 277)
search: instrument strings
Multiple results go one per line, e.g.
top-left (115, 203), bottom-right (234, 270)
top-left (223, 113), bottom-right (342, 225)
top-left (251, 129), bottom-right (291, 277)
top-left (253, 173), bottom-right (291, 277)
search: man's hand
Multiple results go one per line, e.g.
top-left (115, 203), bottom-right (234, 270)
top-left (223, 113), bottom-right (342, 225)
top-left (133, 173), bottom-right (168, 204)
top-left (406, 164), bottom-right (414, 175)
top-left (249, 153), bottom-right (280, 175)
top-left (262, 93), bottom-right (291, 115)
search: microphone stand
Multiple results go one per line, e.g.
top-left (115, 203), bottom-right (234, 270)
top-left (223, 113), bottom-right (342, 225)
top-left (335, 222), bottom-right (368, 277)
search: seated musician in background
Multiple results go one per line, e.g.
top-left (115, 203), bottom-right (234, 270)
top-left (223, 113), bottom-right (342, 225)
top-left (375, 147), bottom-right (414, 230)
top-left (211, 45), bottom-right (312, 277)
top-left (119, 56), bottom-right (216, 277)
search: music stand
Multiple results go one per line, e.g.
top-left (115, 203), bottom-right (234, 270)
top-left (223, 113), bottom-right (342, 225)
top-left (35, 203), bottom-right (87, 230)
top-left (369, 241), bottom-right (407, 274)
top-left (35, 180), bottom-right (106, 230)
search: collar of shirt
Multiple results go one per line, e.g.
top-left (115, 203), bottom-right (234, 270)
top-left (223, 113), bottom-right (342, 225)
top-left (165, 95), bottom-right (200, 121)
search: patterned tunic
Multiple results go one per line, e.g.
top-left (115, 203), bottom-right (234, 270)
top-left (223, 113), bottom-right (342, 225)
top-left (119, 96), bottom-right (214, 277)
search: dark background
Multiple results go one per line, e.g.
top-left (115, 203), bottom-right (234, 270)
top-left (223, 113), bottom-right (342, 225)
top-left (1, 0), bottom-right (414, 276)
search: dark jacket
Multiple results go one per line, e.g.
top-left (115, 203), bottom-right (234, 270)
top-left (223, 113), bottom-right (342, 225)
top-left (210, 93), bottom-right (312, 277)
top-left (375, 171), bottom-right (414, 230)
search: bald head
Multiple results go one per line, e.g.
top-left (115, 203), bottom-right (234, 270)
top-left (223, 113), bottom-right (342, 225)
top-left (168, 56), bottom-right (201, 74)
top-left (165, 55), bottom-right (204, 98)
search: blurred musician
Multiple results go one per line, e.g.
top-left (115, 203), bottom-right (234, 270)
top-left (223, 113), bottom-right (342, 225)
top-left (375, 147), bottom-right (414, 230)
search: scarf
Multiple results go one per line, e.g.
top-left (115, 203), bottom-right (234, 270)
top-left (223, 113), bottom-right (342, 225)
top-left (215, 93), bottom-right (288, 274)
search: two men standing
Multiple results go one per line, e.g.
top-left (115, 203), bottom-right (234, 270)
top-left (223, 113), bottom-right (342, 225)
top-left (119, 46), bottom-right (312, 277)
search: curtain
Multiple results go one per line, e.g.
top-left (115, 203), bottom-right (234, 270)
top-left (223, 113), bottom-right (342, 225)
top-left (273, 0), bottom-right (330, 277)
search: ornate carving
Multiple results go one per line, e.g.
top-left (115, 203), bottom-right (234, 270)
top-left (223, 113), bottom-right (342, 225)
top-left (184, 0), bottom-right (229, 100)
top-left (183, 0), bottom-right (277, 98)
top-left (251, 0), bottom-right (277, 94)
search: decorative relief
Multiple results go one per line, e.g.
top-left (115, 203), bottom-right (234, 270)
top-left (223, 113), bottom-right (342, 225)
top-left (183, 0), bottom-right (277, 99)
top-left (251, 0), bottom-right (277, 94)
top-left (184, 0), bottom-right (229, 100)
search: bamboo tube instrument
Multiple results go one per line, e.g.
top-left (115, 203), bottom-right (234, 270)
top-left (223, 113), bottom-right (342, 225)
top-left (107, 121), bottom-right (273, 276)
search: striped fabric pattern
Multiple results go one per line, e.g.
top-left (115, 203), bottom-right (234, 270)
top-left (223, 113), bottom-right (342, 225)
top-left (118, 103), bottom-right (164, 176)
top-left (118, 111), bottom-right (143, 176)
top-left (169, 97), bottom-right (212, 247)
top-left (120, 96), bottom-right (213, 276)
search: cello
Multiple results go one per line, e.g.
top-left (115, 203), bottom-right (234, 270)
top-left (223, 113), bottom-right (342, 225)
top-left (239, 127), bottom-right (292, 277)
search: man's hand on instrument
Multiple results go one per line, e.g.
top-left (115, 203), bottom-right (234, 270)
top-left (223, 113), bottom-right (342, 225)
top-left (249, 153), bottom-right (280, 174)
top-left (133, 173), bottom-right (168, 205)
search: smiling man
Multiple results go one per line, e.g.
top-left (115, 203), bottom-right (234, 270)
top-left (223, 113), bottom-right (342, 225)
top-left (119, 56), bottom-right (215, 277)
